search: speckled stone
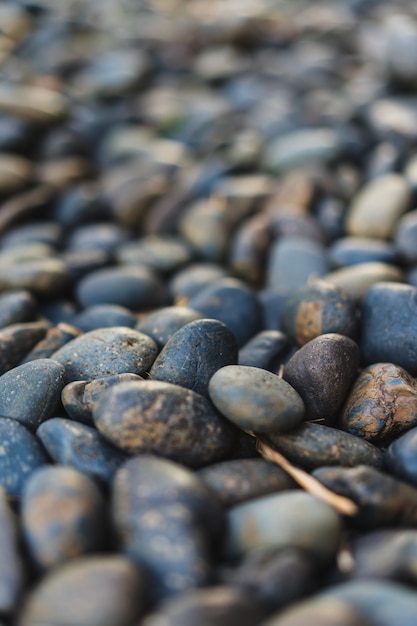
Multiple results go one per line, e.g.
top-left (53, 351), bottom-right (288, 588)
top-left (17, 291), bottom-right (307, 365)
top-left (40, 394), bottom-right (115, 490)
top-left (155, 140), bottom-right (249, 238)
top-left (0, 418), bottom-right (48, 498)
top-left (112, 455), bottom-right (224, 601)
top-left (20, 323), bottom-right (81, 364)
top-left (21, 465), bottom-right (107, 571)
top-left (61, 373), bottom-right (143, 425)
top-left (52, 327), bottom-right (158, 382)
top-left (197, 458), bottom-right (297, 507)
top-left (280, 280), bottom-right (359, 346)
top-left (209, 365), bottom-right (305, 435)
top-left (360, 282), bottom-right (417, 375)
top-left (37, 418), bottom-right (127, 485)
top-left (94, 380), bottom-right (233, 467)
top-left (17, 556), bottom-right (147, 626)
top-left (0, 359), bottom-right (66, 430)
top-left (345, 173), bottom-right (411, 239)
top-left (265, 422), bottom-right (384, 470)
top-left (150, 319), bottom-right (238, 398)
top-left (0, 488), bottom-right (23, 614)
top-left (225, 491), bottom-right (342, 565)
top-left (283, 334), bottom-right (360, 424)
top-left (341, 362), bottom-right (417, 444)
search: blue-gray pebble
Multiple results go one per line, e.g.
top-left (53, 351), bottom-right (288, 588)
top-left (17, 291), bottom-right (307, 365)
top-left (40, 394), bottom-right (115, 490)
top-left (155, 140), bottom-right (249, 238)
top-left (209, 365), bottom-right (305, 434)
top-left (0, 359), bottom-right (66, 430)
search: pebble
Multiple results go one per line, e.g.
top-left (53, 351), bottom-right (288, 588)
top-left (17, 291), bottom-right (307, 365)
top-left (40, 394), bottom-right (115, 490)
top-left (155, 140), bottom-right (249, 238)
top-left (312, 465), bottom-right (417, 528)
top-left (0, 85), bottom-right (68, 124)
top-left (263, 128), bottom-right (342, 172)
top-left (142, 586), bottom-right (266, 626)
top-left (238, 330), bottom-right (292, 372)
top-left (168, 263), bottom-right (228, 301)
top-left (51, 326), bottom-right (158, 382)
top-left (20, 323), bottom-right (81, 363)
top-left (0, 257), bottom-right (69, 296)
top-left (386, 426), bottom-right (417, 487)
top-left (187, 278), bottom-right (263, 347)
top-left (209, 365), bottom-right (305, 435)
top-left (37, 418), bottom-right (127, 484)
top-left (341, 362), bottom-right (417, 444)
top-left (328, 236), bottom-right (398, 269)
top-left (0, 320), bottom-right (50, 375)
top-left (323, 262), bottom-right (404, 302)
top-left (282, 334), bottom-right (360, 424)
top-left (361, 282), bottom-right (417, 375)
top-left (0, 358), bottom-right (65, 430)
top-left (280, 280), bottom-right (359, 346)
top-left (0, 488), bottom-right (23, 615)
top-left (0, 290), bottom-right (37, 328)
top-left (75, 265), bottom-right (167, 310)
top-left (116, 235), bottom-right (192, 275)
top-left (178, 198), bottom-right (232, 263)
top-left (18, 555), bottom-right (147, 626)
top-left (259, 595), bottom-right (373, 626)
top-left (150, 318), bottom-right (238, 398)
top-left (266, 236), bottom-right (329, 293)
top-left (112, 455), bottom-right (224, 600)
top-left (345, 173), bottom-right (411, 240)
top-left (225, 491), bottom-right (342, 566)
top-left (93, 380), bottom-right (234, 467)
top-left (395, 210), bottom-right (417, 264)
top-left (21, 465), bottom-right (107, 570)
top-left (136, 306), bottom-right (203, 349)
top-left (70, 304), bottom-right (137, 332)
top-left (0, 418), bottom-right (48, 498)
top-left (265, 422), bottom-right (384, 471)
top-left (61, 373), bottom-right (143, 425)
top-left (197, 458), bottom-right (297, 507)
top-left (0, 154), bottom-right (32, 194)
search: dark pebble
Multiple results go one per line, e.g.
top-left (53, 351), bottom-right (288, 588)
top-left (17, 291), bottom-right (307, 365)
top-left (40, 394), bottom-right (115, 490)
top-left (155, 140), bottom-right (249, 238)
top-left (116, 235), bottom-right (193, 275)
top-left (209, 365), bottom-right (305, 435)
top-left (60, 248), bottom-right (112, 283)
top-left (0, 258), bottom-right (69, 297)
top-left (18, 555), bottom-right (147, 626)
top-left (52, 326), bottom-right (158, 382)
top-left (112, 455), bottom-right (224, 600)
top-left (21, 465), bottom-right (107, 570)
top-left (328, 236), bottom-right (398, 268)
top-left (0, 320), bottom-right (50, 375)
top-left (168, 263), bottom-right (227, 301)
top-left (0, 418), bottom-right (48, 498)
top-left (312, 465), bottom-right (417, 528)
top-left (228, 213), bottom-right (271, 285)
top-left (266, 236), bottom-right (329, 293)
top-left (187, 278), bottom-right (263, 347)
top-left (238, 330), bottom-right (292, 372)
top-left (395, 209), bottom-right (417, 264)
top-left (0, 488), bottom-right (23, 614)
top-left (0, 290), bottom-right (37, 328)
top-left (280, 280), bottom-right (359, 346)
top-left (93, 380), bottom-right (234, 467)
top-left (71, 304), bottom-right (137, 332)
top-left (150, 318), bottom-right (238, 398)
top-left (360, 282), bottom-right (417, 374)
top-left (385, 426), bottom-right (417, 486)
top-left (265, 422), bottom-right (384, 471)
top-left (341, 362), bottom-right (417, 444)
top-left (0, 358), bottom-right (65, 430)
top-left (66, 222), bottom-right (132, 254)
top-left (197, 458), bottom-right (297, 507)
top-left (142, 586), bottom-right (266, 626)
top-left (0, 221), bottom-right (63, 250)
top-left (20, 323), bottom-right (80, 363)
top-left (37, 418), bottom-right (127, 484)
top-left (61, 373), bottom-right (143, 425)
top-left (136, 306), bottom-right (203, 349)
top-left (283, 333), bottom-right (360, 424)
top-left (75, 265), bottom-right (167, 311)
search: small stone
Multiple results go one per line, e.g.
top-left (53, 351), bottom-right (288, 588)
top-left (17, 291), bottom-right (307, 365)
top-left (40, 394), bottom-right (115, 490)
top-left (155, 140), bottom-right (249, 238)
top-left (259, 596), bottom-right (372, 626)
top-left (238, 331), bottom-right (292, 372)
top-left (20, 323), bottom-right (81, 363)
top-left (18, 555), bottom-right (147, 626)
top-left (136, 306), bottom-right (203, 349)
top-left (225, 491), bottom-right (342, 566)
top-left (323, 262), bottom-right (404, 302)
top-left (0, 154), bottom-right (32, 194)
top-left (263, 128), bottom-right (342, 172)
top-left (0, 85), bottom-right (68, 124)
top-left (94, 380), bottom-right (233, 467)
top-left (328, 236), bottom-right (398, 269)
top-left (71, 304), bottom-right (137, 332)
top-left (209, 365), bottom-right (305, 435)
top-left (21, 465), bottom-right (107, 570)
top-left (395, 209), bottom-right (417, 264)
top-left (52, 327), bottom-right (158, 382)
top-left (197, 458), bottom-right (297, 507)
top-left (345, 173), bottom-right (410, 240)
top-left (283, 334), bottom-right (360, 424)
top-left (0, 488), bottom-right (23, 614)
top-left (386, 426), bottom-right (417, 487)
top-left (266, 236), bottom-right (329, 293)
top-left (116, 235), bottom-right (192, 275)
top-left (0, 418), bottom-right (48, 498)
top-left (0, 258), bottom-right (69, 296)
top-left (0, 320), bottom-right (50, 375)
top-left (150, 319), bottom-right (238, 398)
top-left (169, 263), bottom-right (227, 302)
top-left (341, 362), bottom-right (417, 444)
top-left (0, 290), bottom-right (37, 328)
top-left (37, 418), bottom-right (127, 485)
top-left (179, 198), bottom-right (231, 263)
top-left (265, 422), bottom-right (384, 470)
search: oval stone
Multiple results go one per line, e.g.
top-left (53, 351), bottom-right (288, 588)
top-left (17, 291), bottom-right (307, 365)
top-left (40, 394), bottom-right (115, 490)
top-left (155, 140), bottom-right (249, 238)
top-left (0, 488), bottom-right (23, 614)
top-left (149, 319), bottom-right (238, 398)
top-left (209, 365), bottom-right (305, 435)
top-left (52, 327), bottom-right (158, 382)
top-left (225, 491), bottom-right (342, 566)
top-left (260, 596), bottom-right (373, 626)
top-left (94, 380), bottom-right (233, 467)
top-left (0, 359), bottom-right (66, 430)
top-left (341, 362), bottom-right (417, 443)
top-left (323, 262), bottom-right (403, 302)
top-left (21, 466), bottom-right (107, 570)
top-left (386, 426), bottom-right (417, 487)
top-left (136, 306), bottom-right (203, 349)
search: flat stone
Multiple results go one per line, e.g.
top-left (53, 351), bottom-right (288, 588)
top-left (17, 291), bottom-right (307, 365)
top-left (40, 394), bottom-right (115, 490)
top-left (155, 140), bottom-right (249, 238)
top-left (263, 128), bottom-right (342, 172)
top-left (323, 262), bottom-right (403, 302)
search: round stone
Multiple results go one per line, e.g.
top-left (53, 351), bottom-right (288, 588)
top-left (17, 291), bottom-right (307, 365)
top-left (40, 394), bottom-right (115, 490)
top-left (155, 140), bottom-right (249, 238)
top-left (209, 365), bottom-right (305, 435)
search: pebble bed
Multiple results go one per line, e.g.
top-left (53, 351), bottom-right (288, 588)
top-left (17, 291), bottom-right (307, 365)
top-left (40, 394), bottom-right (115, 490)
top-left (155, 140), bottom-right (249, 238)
top-left (1, 0), bottom-right (417, 624)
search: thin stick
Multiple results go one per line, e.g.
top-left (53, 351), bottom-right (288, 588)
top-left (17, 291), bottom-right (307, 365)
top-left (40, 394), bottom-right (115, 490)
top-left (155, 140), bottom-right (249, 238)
top-left (256, 437), bottom-right (359, 517)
